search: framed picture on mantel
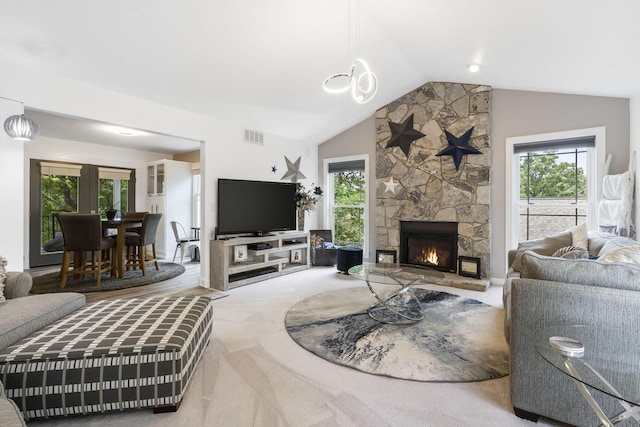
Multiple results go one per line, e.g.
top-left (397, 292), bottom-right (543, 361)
top-left (458, 256), bottom-right (481, 279)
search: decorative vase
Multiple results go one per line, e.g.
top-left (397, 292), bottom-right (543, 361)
top-left (297, 209), bottom-right (305, 231)
top-left (105, 209), bottom-right (117, 221)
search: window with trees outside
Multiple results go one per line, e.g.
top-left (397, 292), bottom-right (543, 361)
top-left (516, 137), bottom-right (594, 242)
top-left (326, 159), bottom-right (366, 250)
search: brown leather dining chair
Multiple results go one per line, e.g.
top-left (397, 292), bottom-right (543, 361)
top-left (125, 213), bottom-right (162, 276)
top-left (58, 213), bottom-right (117, 288)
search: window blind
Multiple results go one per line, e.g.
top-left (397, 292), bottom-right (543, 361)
top-left (513, 136), bottom-right (595, 154)
top-left (40, 162), bottom-right (83, 177)
top-left (328, 159), bottom-right (365, 173)
top-left (98, 167), bottom-right (132, 180)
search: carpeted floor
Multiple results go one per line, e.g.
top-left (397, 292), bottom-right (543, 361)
top-left (285, 287), bottom-right (509, 382)
top-left (30, 262), bottom-right (186, 294)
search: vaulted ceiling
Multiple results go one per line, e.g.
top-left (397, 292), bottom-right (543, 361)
top-left (2, 0), bottom-right (639, 151)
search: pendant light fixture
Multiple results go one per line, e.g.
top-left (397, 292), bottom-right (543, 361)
top-left (322, 0), bottom-right (378, 104)
top-left (4, 114), bottom-right (40, 141)
top-left (2, 97), bottom-right (39, 141)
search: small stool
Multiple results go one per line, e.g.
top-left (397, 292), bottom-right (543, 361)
top-left (337, 247), bottom-right (363, 274)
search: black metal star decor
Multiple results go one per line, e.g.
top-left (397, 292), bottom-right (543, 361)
top-left (386, 114), bottom-right (425, 157)
top-left (436, 127), bottom-right (481, 170)
top-left (271, 165), bottom-right (277, 173)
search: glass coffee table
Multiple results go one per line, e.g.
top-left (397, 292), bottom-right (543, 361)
top-left (348, 263), bottom-right (444, 325)
top-left (534, 325), bottom-right (640, 426)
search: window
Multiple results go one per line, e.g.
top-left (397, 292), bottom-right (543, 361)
top-left (98, 167), bottom-right (131, 218)
top-left (325, 157), bottom-right (368, 252)
top-left (39, 162), bottom-right (82, 254)
top-left (505, 127), bottom-right (605, 253)
top-left (517, 144), bottom-right (590, 241)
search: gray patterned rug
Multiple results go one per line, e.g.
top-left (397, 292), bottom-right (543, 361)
top-left (31, 262), bottom-right (186, 294)
top-left (285, 286), bottom-right (509, 382)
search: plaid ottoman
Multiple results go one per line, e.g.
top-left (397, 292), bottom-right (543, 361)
top-left (0, 296), bottom-right (213, 420)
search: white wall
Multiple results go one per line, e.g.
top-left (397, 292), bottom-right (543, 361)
top-left (0, 99), bottom-right (26, 270)
top-left (1, 67), bottom-right (317, 285)
top-left (631, 93), bottom-right (640, 230)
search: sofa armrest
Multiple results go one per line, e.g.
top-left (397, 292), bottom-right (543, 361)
top-left (510, 278), bottom-right (640, 425)
top-left (4, 272), bottom-right (32, 299)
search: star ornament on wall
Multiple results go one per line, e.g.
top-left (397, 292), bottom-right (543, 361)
top-left (383, 177), bottom-right (400, 194)
top-left (386, 114), bottom-right (425, 157)
top-left (436, 127), bottom-right (482, 170)
top-left (280, 156), bottom-right (306, 183)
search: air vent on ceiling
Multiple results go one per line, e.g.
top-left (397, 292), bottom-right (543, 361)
top-left (244, 129), bottom-right (264, 145)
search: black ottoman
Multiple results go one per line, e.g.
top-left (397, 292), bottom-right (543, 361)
top-left (337, 247), bottom-right (363, 274)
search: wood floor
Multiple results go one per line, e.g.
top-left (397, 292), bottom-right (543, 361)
top-left (26, 258), bottom-right (219, 304)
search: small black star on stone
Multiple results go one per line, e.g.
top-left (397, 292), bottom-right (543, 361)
top-left (386, 114), bottom-right (425, 157)
top-left (271, 165), bottom-right (277, 173)
top-left (436, 127), bottom-right (481, 170)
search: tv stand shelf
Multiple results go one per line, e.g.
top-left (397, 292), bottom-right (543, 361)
top-left (210, 231), bottom-right (310, 290)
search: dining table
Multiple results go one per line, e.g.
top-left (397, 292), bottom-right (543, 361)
top-left (102, 218), bottom-right (143, 278)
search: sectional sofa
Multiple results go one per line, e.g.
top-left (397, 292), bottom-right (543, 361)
top-left (0, 270), bottom-right (214, 421)
top-left (503, 228), bottom-right (640, 426)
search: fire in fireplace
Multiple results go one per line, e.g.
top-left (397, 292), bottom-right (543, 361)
top-left (400, 221), bottom-right (458, 273)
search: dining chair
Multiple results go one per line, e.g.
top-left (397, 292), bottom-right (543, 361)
top-left (58, 213), bottom-right (117, 288)
top-left (171, 221), bottom-right (200, 264)
top-left (125, 213), bottom-right (162, 276)
top-left (121, 211), bottom-right (148, 237)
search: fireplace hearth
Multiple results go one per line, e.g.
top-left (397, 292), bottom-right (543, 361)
top-left (400, 221), bottom-right (458, 273)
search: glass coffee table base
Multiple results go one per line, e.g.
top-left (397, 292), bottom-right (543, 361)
top-left (367, 286), bottom-right (424, 325)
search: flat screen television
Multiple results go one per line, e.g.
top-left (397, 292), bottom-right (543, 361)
top-left (217, 178), bottom-right (297, 236)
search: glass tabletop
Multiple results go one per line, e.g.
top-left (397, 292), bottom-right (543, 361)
top-left (348, 262), bottom-right (444, 286)
top-left (534, 325), bottom-right (640, 406)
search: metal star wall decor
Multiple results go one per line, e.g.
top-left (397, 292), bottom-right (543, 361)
top-left (280, 156), bottom-right (306, 183)
top-left (383, 177), bottom-right (400, 194)
top-left (386, 113), bottom-right (425, 157)
top-left (436, 127), bottom-right (481, 170)
top-left (271, 165), bottom-right (277, 173)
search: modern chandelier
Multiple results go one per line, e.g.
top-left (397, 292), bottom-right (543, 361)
top-left (322, 0), bottom-right (378, 104)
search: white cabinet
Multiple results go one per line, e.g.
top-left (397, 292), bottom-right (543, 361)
top-left (146, 160), bottom-right (193, 258)
top-left (210, 231), bottom-right (310, 290)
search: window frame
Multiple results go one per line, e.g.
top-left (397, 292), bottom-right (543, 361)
top-left (505, 127), bottom-right (606, 261)
top-left (323, 154), bottom-right (369, 259)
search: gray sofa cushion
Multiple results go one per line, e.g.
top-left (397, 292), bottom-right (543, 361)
top-left (520, 251), bottom-right (640, 291)
top-left (511, 230), bottom-right (572, 272)
top-left (0, 293), bottom-right (85, 351)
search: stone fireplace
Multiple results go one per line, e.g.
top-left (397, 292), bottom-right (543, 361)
top-left (400, 221), bottom-right (458, 273)
top-left (375, 82), bottom-right (491, 278)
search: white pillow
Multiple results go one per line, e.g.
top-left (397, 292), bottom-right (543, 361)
top-left (599, 245), bottom-right (640, 265)
top-left (570, 223), bottom-right (589, 250)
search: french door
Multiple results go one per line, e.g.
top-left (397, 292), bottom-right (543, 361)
top-left (29, 159), bottom-right (135, 267)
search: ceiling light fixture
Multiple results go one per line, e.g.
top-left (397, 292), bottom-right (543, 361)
top-left (468, 63), bottom-right (480, 73)
top-left (323, 0), bottom-right (377, 104)
top-left (2, 97), bottom-right (40, 141)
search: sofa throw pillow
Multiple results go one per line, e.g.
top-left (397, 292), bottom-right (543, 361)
top-left (570, 223), bottom-right (589, 249)
top-left (598, 245), bottom-right (640, 266)
top-left (511, 230), bottom-right (573, 272)
top-left (552, 246), bottom-right (589, 259)
top-left (597, 236), bottom-right (640, 257)
top-left (520, 251), bottom-right (640, 292)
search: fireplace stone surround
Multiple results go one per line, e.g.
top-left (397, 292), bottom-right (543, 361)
top-left (375, 82), bottom-right (491, 278)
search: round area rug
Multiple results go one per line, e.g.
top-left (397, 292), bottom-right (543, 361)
top-left (285, 286), bottom-right (509, 382)
top-left (31, 262), bottom-right (186, 294)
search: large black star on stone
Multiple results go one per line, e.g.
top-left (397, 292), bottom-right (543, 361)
top-left (386, 114), bottom-right (425, 157)
top-left (436, 127), bottom-right (481, 170)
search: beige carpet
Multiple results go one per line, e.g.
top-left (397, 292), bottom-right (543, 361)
top-left (28, 267), bottom-right (564, 427)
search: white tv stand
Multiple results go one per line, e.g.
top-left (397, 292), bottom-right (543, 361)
top-left (210, 231), bottom-right (310, 291)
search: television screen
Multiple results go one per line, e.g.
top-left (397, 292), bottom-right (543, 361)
top-left (217, 179), bottom-right (297, 236)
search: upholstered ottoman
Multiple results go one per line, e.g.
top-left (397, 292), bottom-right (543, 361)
top-left (0, 296), bottom-right (213, 420)
top-left (336, 247), bottom-right (363, 274)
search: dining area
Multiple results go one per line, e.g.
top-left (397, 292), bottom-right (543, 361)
top-left (56, 212), bottom-right (163, 289)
